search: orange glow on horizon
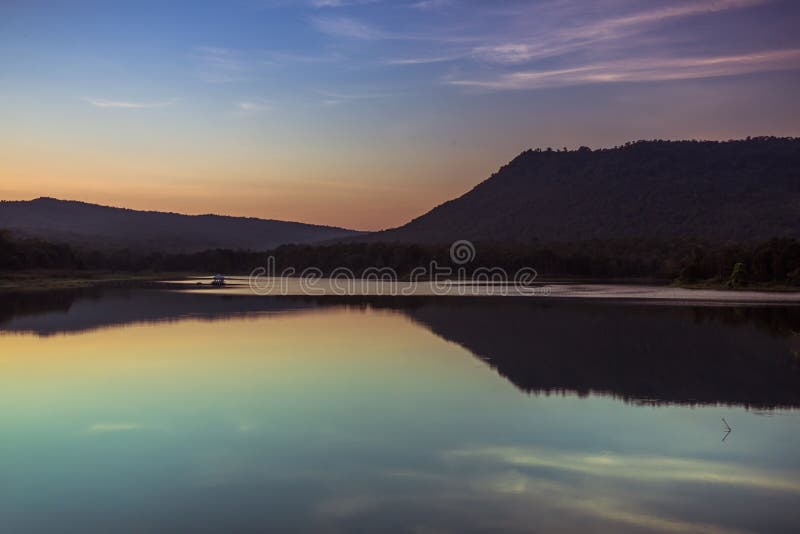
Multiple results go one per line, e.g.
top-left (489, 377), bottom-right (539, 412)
top-left (0, 186), bottom-right (447, 232)
top-left (0, 141), bottom-right (488, 231)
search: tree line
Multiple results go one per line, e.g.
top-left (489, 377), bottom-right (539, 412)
top-left (1, 229), bottom-right (799, 287)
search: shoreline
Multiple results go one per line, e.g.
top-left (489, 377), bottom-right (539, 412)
top-left (3, 272), bottom-right (800, 303)
top-left (168, 276), bottom-right (800, 304)
top-left (0, 271), bottom-right (198, 292)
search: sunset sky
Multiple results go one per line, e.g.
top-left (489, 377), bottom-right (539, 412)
top-left (2, 0), bottom-right (799, 230)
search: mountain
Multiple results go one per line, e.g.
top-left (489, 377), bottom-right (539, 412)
top-left (5, 137), bottom-right (799, 253)
top-left (371, 137), bottom-right (800, 244)
top-left (0, 197), bottom-right (362, 252)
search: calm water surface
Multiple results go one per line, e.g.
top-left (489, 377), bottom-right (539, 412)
top-left (1, 289), bottom-right (799, 533)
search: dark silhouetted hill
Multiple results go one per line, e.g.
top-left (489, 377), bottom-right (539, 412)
top-left (0, 197), bottom-right (362, 252)
top-left (371, 137), bottom-right (800, 243)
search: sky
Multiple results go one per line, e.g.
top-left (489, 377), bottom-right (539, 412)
top-left (1, 0), bottom-right (799, 230)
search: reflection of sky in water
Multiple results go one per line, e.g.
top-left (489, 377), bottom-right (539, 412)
top-left (1, 304), bottom-right (799, 533)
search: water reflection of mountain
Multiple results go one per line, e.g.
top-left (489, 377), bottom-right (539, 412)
top-left (402, 299), bottom-right (800, 408)
top-left (0, 288), bottom-right (318, 336)
top-left (2, 289), bottom-right (799, 407)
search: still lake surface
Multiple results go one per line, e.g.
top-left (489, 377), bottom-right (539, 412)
top-left (1, 288), bottom-right (800, 533)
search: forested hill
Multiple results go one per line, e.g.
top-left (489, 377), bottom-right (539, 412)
top-left (371, 137), bottom-right (800, 244)
top-left (0, 197), bottom-right (362, 252)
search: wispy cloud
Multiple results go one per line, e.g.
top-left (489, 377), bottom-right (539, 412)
top-left (470, 0), bottom-right (768, 65)
top-left (312, 16), bottom-right (385, 39)
top-left (449, 48), bottom-right (800, 90)
top-left (472, 43), bottom-right (543, 65)
top-left (316, 88), bottom-right (396, 105)
top-left (383, 53), bottom-right (461, 65)
top-left (256, 0), bottom-right (378, 8)
top-left (210, 0), bottom-right (794, 98)
top-left (349, 0), bottom-right (795, 94)
top-left (410, 0), bottom-right (452, 9)
top-left (84, 98), bottom-right (174, 109)
top-left (268, 50), bottom-right (344, 63)
top-left (193, 45), bottom-right (344, 85)
top-left (193, 46), bottom-right (260, 83)
top-left (238, 99), bottom-right (272, 111)
top-left (311, 0), bottom-right (378, 7)
top-left (567, 0), bottom-right (766, 40)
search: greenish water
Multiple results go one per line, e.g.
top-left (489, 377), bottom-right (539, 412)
top-left (1, 289), bottom-right (799, 533)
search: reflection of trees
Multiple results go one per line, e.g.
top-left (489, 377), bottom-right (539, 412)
top-left (0, 287), bottom-right (95, 325)
top-left (0, 288), bottom-right (316, 336)
top-left (402, 299), bottom-right (800, 409)
top-left (3, 290), bottom-right (800, 408)
top-left (689, 305), bottom-right (800, 337)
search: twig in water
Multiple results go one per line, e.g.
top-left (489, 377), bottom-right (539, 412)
top-left (721, 417), bottom-right (732, 442)
top-left (721, 417), bottom-right (732, 432)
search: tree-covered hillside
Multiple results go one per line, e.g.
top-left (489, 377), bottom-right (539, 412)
top-left (372, 137), bottom-right (800, 243)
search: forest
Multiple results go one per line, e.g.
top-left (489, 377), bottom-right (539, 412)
top-left (2, 230), bottom-right (799, 288)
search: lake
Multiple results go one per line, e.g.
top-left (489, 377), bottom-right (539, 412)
top-left (1, 288), bottom-right (799, 533)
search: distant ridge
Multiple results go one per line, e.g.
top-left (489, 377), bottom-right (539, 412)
top-left (0, 197), bottom-right (363, 252)
top-left (370, 137), bottom-right (800, 244)
top-left (5, 138), bottom-right (800, 252)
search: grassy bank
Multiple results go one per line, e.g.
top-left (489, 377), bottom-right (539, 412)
top-left (0, 271), bottom-right (196, 292)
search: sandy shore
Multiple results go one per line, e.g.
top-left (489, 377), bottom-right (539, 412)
top-left (170, 277), bottom-right (800, 304)
top-left (542, 283), bottom-right (800, 304)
